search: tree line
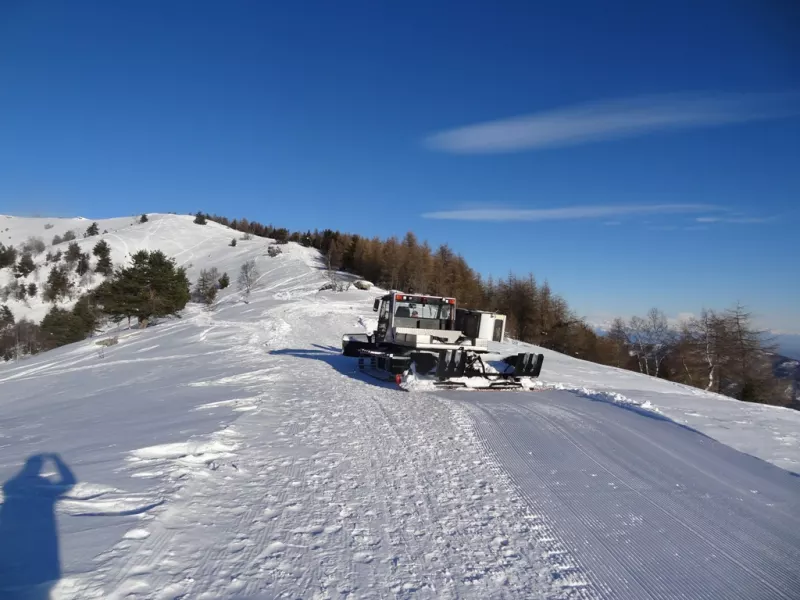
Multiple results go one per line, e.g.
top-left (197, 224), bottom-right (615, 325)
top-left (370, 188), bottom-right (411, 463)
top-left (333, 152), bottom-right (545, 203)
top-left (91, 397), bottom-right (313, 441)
top-left (605, 306), bottom-right (793, 407)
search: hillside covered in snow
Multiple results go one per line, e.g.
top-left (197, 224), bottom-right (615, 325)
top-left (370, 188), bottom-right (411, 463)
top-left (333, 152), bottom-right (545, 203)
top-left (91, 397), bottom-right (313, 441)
top-left (0, 213), bottom-right (279, 325)
top-left (0, 214), bottom-right (798, 599)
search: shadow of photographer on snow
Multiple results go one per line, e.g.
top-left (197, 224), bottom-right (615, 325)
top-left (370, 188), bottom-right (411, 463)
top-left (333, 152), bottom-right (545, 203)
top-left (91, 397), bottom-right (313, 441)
top-left (0, 453), bottom-right (76, 600)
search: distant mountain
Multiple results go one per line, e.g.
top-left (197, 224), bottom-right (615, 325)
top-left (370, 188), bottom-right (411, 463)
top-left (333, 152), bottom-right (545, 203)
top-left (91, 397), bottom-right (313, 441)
top-left (773, 334), bottom-right (800, 361)
top-left (771, 353), bottom-right (799, 409)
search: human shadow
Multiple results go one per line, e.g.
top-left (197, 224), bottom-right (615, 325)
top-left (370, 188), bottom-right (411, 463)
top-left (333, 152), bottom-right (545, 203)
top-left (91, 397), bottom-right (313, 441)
top-left (0, 454), bottom-right (76, 600)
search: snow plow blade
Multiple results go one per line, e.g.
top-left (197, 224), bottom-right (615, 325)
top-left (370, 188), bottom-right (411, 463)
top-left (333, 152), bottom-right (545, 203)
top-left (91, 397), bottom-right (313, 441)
top-left (342, 333), bottom-right (375, 357)
top-left (353, 349), bottom-right (544, 392)
top-left (406, 350), bottom-right (544, 391)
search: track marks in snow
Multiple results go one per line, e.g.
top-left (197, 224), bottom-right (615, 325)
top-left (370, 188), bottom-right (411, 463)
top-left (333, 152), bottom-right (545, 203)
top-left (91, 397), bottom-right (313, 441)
top-left (77, 293), bottom-right (594, 599)
top-left (457, 392), bottom-right (800, 599)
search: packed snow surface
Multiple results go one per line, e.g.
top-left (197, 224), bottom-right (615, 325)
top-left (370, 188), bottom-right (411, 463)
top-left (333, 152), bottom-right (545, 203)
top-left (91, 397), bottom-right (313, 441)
top-left (0, 214), bottom-right (798, 599)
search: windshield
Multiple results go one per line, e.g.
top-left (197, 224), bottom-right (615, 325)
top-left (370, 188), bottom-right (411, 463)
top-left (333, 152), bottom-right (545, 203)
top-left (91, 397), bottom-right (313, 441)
top-left (394, 301), bottom-right (451, 320)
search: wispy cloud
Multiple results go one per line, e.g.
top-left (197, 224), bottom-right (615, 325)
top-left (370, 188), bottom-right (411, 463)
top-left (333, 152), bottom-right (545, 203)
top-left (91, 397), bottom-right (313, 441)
top-left (696, 216), bottom-right (775, 224)
top-left (422, 203), bottom-right (718, 222)
top-left (424, 92), bottom-right (800, 154)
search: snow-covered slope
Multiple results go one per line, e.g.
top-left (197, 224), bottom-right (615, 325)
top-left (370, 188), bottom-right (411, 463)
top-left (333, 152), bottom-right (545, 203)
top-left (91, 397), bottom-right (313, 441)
top-left (0, 215), bottom-right (798, 598)
top-left (483, 339), bottom-right (800, 474)
top-left (0, 213), bottom-right (284, 323)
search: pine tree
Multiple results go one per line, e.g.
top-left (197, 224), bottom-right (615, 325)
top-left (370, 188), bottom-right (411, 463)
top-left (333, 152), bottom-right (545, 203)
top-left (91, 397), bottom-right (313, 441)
top-left (65, 241), bottom-right (81, 265)
top-left (13, 253), bottom-right (35, 278)
top-left (76, 252), bottom-right (91, 276)
top-left (139, 214), bottom-right (149, 223)
top-left (62, 230), bottom-right (77, 242)
top-left (230, 238), bottom-right (237, 247)
top-left (93, 239), bottom-right (113, 276)
top-left (0, 304), bottom-right (14, 328)
top-left (193, 268), bottom-right (220, 305)
top-left (98, 250), bottom-right (190, 327)
top-left (43, 265), bottom-right (72, 303)
top-left (84, 222), bottom-right (99, 237)
top-left (194, 212), bottom-right (207, 225)
top-left (0, 243), bottom-right (18, 268)
top-left (218, 272), bottom-right (230, 289)
top-left (40, 306), bottom-right (87, 349)
top-left (72, 295), bottom-right (100, 336)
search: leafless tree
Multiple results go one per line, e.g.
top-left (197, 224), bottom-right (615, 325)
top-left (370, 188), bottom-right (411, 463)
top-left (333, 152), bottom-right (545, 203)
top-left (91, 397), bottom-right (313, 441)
top-left (606, 317), bottom-right (631, 368)
top-left (644, 308), bottom-right (675, 378)
top-left (237, 259), bottom-right (259, 302)
top-left (627, 309), bottom-right (676, 377)
top-left (628, 315), bottom-right (650, 375)
top-left (687, 309), bottom-right (726, 392)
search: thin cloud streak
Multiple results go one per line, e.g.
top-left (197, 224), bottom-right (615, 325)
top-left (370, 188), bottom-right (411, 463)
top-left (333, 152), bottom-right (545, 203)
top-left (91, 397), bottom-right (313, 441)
top-left (422, 204), bottom-right (719, 222)
top-left (696, 216), bottom-right (775, 224)
top-left (425, 92), bottom-right (800, 153)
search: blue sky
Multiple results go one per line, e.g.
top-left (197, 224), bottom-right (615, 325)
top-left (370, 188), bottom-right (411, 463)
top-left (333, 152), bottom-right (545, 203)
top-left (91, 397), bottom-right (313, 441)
top-left (1, 1), bottom-right (799, 332)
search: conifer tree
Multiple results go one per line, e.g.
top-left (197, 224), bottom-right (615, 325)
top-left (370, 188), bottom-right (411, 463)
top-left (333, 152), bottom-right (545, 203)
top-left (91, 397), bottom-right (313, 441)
top-left (98, 250), bottom-right (190, 327)
top-left (14, 252), bottom-right (35, 278)
top-left (93, 239), bottom-right (113, 276)
top-left (76, 252), bottom-right (91, 276)
top-left (193, 268), bottom-right (220, 305)
top-left (0, 304), bottom-right (13, 328)
top-left (72, 295), bottom-right (100, 336)
top-left (40, 306), bottom-right (87, 349)
top-left (85, 222), bottom-right (99, 237)
top-left (0, 243), bottom-right (17, 268)
top-left (65, 241), bottom-right (81, 265)
top-left (44, 265), bottom-right (71, 302)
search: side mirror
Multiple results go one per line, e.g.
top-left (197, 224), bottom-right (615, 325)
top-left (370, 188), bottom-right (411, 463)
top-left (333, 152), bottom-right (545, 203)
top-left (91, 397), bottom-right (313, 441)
top-left (373, 299), bottom-right (380, 312)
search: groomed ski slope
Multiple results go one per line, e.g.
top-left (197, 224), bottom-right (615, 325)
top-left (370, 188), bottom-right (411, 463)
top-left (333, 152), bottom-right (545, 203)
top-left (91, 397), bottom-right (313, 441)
top-left (0, 214), bottom-right (798, 599)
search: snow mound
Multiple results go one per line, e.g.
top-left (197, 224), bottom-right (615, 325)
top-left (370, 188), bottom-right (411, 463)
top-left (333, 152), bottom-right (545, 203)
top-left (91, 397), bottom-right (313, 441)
top-left (130, 440), bottom-right (237, 461)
